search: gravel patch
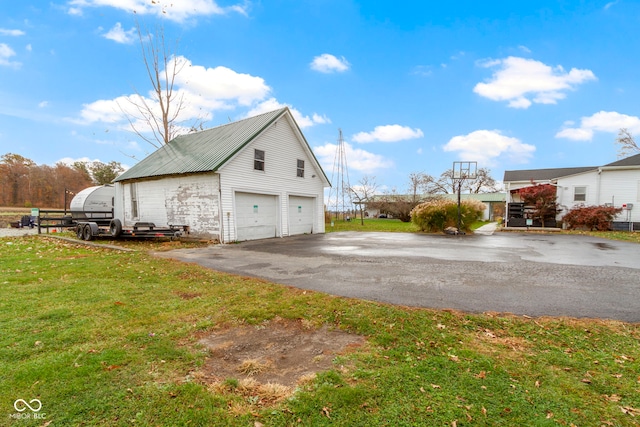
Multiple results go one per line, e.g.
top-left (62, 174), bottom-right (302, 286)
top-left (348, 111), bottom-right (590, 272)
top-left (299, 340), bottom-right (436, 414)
top-left (0, 227), bottom-right (40, 238)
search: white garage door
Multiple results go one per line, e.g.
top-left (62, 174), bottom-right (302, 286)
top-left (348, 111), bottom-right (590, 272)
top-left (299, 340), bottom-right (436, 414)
top-left (288, 196), bottom-right (314, 235)
top-left (235, 192), bottom-right (278, 241)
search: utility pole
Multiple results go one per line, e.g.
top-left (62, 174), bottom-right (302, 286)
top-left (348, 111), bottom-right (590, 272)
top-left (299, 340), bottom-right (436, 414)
top-left (327, 129), bottom-right (353, 221)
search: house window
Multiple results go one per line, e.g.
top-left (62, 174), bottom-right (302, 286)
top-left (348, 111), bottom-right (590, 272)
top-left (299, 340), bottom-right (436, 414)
top-left (296, 159), bottom-right (305, 178)
top-left (573, 186), bottom-right (587, 202)
top-left (130, 183), bottom-right (138, 219)
top-left (254, 149), bottom-right (265, 171)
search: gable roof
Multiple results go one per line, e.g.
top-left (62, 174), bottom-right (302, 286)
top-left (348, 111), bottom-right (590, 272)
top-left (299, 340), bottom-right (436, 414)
top-left (115, 108), bottom-right (328, 183)
top-left (503, 167), bottom-right (596, 183)
top-left (603, 153), bottom-right (640, 167)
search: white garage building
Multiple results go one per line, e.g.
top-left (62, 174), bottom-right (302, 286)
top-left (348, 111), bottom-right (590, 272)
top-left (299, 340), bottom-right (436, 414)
top-left (113, 108), bottom-right (330, 242)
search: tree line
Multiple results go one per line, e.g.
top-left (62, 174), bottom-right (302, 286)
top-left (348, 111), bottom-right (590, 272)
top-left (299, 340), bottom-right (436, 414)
top-left (0, 153), bottom-right (123, 208)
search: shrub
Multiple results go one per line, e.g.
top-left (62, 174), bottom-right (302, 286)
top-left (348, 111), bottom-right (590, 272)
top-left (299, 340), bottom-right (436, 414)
top-left (411, 198), bottom-right (485, 232)
top-left (562, 204), bottom-right (623, 231)
top-left (518, 183), bottom-right (559, 226)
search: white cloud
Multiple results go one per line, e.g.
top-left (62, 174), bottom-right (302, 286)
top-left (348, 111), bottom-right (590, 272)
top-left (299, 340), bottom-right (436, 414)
top-left (103, 23), bottom-right (136, 44)
top-left (174, 57), bottom-right (270, 106)
top-left (555, 127), bottom-right (593, 141)
top-left (38, 101), bottom-right (49, 108)
top-left (78, 55), bottom-right (271, 128)
top-left (312, 113), bottom-right (331, 125)
top-left (604, 1), bottom-right (619, 10)
top-left (0, 43), bottom-right (20, 68)
top-left (0, 28), bottom-right (25, 36)
top-left (518, 45), bottom-right (531, 54)
top-left (67, 0), bottom-right (248, 23)
top-left (310, 53), bottom-right (350, 73)
top-left (352, 125), bottom-right (424, 143)
top-left (555, 111), bottom-right (640, 141)
top-left (245, 98), bottom-right (329, 129)
top-left (314, 141), bottom-right (393, 173)
top-left (443, 130), bottom-right (536, 165)
top-left (473, 56), bottom-right (596, 109)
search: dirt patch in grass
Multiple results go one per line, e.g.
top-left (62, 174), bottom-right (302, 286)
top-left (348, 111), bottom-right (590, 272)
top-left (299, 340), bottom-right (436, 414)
top-left (195, 317), bottom-right (365, 390)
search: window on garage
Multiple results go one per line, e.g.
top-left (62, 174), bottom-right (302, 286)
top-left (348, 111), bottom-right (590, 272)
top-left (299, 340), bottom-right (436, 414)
top-left (130, 182), bottom-right (139, 219)
top-left (254, 149), bottom-right (265, 171)
top-left (296, 159), bottom-right (304, 177)
top-left (574, 186), bottom-right (587, 202)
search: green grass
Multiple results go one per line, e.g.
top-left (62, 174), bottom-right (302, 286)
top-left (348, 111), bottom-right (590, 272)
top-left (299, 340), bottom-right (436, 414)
top-left (2, 236), bottom-right (640, 426)
top-left (566, 229), bottom-right (640, 244)
top-left (326, 218), bottom-right (420, 233)
top-left (326, 218), bottom-right (493, 233)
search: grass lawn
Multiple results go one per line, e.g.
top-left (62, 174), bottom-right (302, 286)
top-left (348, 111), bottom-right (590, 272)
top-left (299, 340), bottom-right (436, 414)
top-left (326, 218), bottom-right (420, 233)
top-left (2, 235), bottom-right (639, 426)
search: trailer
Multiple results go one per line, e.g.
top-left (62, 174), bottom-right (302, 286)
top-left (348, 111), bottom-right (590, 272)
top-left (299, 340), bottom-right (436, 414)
top-left (58, 185), bottom-right (187, 241)
top-left (74, 219), bottom-right (185, 241)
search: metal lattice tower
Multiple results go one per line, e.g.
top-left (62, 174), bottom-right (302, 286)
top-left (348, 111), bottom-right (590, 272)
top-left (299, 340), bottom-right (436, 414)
top-left (327, 129), bottom-right (353, 220)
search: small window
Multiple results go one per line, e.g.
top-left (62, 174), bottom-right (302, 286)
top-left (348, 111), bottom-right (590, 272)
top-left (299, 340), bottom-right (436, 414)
top-left (254, 149), bottom-right (265, 171)
top-left (296, 159), bottom-right (305, 178)
top-left (130, 183), bottom-right (138, 219)
top-left (574, 186), bottom-right (586, 202)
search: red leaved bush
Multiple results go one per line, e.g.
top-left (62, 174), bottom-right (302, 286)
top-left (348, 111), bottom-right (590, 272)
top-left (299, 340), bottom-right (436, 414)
top-left (562, 205), bottom-right (623, 231)
top-left (517, 183), bottom-right (560, 227)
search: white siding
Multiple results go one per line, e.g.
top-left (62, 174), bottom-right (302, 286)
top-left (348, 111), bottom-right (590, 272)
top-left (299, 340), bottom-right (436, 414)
top-left (219, 115), bottom-right (326, 242)
top-left (115, 174), bottom-right (221, 239)
top-left (556, 169), bottom-right (640, 222)
top-left (598, 169), bottom-right (640, 222)
top-left (556, 171), bottom-right (599, 215)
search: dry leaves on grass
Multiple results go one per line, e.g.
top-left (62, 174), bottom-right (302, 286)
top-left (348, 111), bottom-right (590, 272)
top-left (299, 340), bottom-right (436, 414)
top-left (621, 405), bottom-right (640, 416)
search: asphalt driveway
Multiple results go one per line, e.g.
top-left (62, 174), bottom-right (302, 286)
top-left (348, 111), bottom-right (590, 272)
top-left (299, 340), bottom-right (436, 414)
top-left (155, 231), bottom-right (640, 323)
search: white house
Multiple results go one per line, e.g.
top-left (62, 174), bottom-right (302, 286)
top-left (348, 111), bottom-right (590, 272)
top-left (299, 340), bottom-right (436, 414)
top-left (503, 154), bottom-right (640, 229)
top-left (113, 108), bottom-right (330, 242)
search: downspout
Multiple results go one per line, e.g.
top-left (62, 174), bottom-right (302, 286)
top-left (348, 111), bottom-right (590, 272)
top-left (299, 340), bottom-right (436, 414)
top-left (595, 167), bottom-right (602, 205)
top-left (505, 181), bottom-right (511, 227)
top-left (218, 174), bottom-right (225, 243)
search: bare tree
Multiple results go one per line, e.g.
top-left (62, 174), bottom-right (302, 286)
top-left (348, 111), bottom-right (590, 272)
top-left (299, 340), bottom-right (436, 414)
top-left (350, 175), bottom-right (378, 225)
top-left (421, 168), bottom-right (500, 194)
top-left (616, 128), bottom-right (639, 158)
top-left (422, 171), bottom-right (453, 194)
top-left (122, 23), bottom-right (203, 148)
top-left (464, 168), bottom-right (502, 193)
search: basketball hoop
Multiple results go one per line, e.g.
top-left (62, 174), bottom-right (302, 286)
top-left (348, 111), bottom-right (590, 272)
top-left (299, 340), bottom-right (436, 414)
top-left (452, 161), bottom-right (477, 234)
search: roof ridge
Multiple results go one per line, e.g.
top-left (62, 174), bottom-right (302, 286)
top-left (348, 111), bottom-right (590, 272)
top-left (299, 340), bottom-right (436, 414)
top-left (184, 107), bottom-right (288, 138)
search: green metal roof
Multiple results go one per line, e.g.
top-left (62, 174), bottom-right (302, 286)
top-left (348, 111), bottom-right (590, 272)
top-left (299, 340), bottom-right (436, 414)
top-left (116, 108), bottom-right (292, 182)
top-left (440, 193), bottom-right (506, 202)
top-left (367, 193), bottom-right (506, 203)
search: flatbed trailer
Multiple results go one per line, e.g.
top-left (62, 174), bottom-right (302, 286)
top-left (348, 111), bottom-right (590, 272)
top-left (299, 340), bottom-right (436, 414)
top-left (74, 219), bottom-right (186, 241)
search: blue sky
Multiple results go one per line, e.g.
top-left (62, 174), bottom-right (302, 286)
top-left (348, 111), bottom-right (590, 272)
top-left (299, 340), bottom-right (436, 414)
top-left (1, 1), bottom-right (640, 192)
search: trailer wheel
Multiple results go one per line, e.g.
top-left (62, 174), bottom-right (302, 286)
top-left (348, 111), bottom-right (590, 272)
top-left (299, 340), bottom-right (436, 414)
top-left (82, 224), bottom-right (94, 241)
top-left (109, 219), bottom-right (122, 238)
top-left (76, 225), bottom-right (83, 239)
